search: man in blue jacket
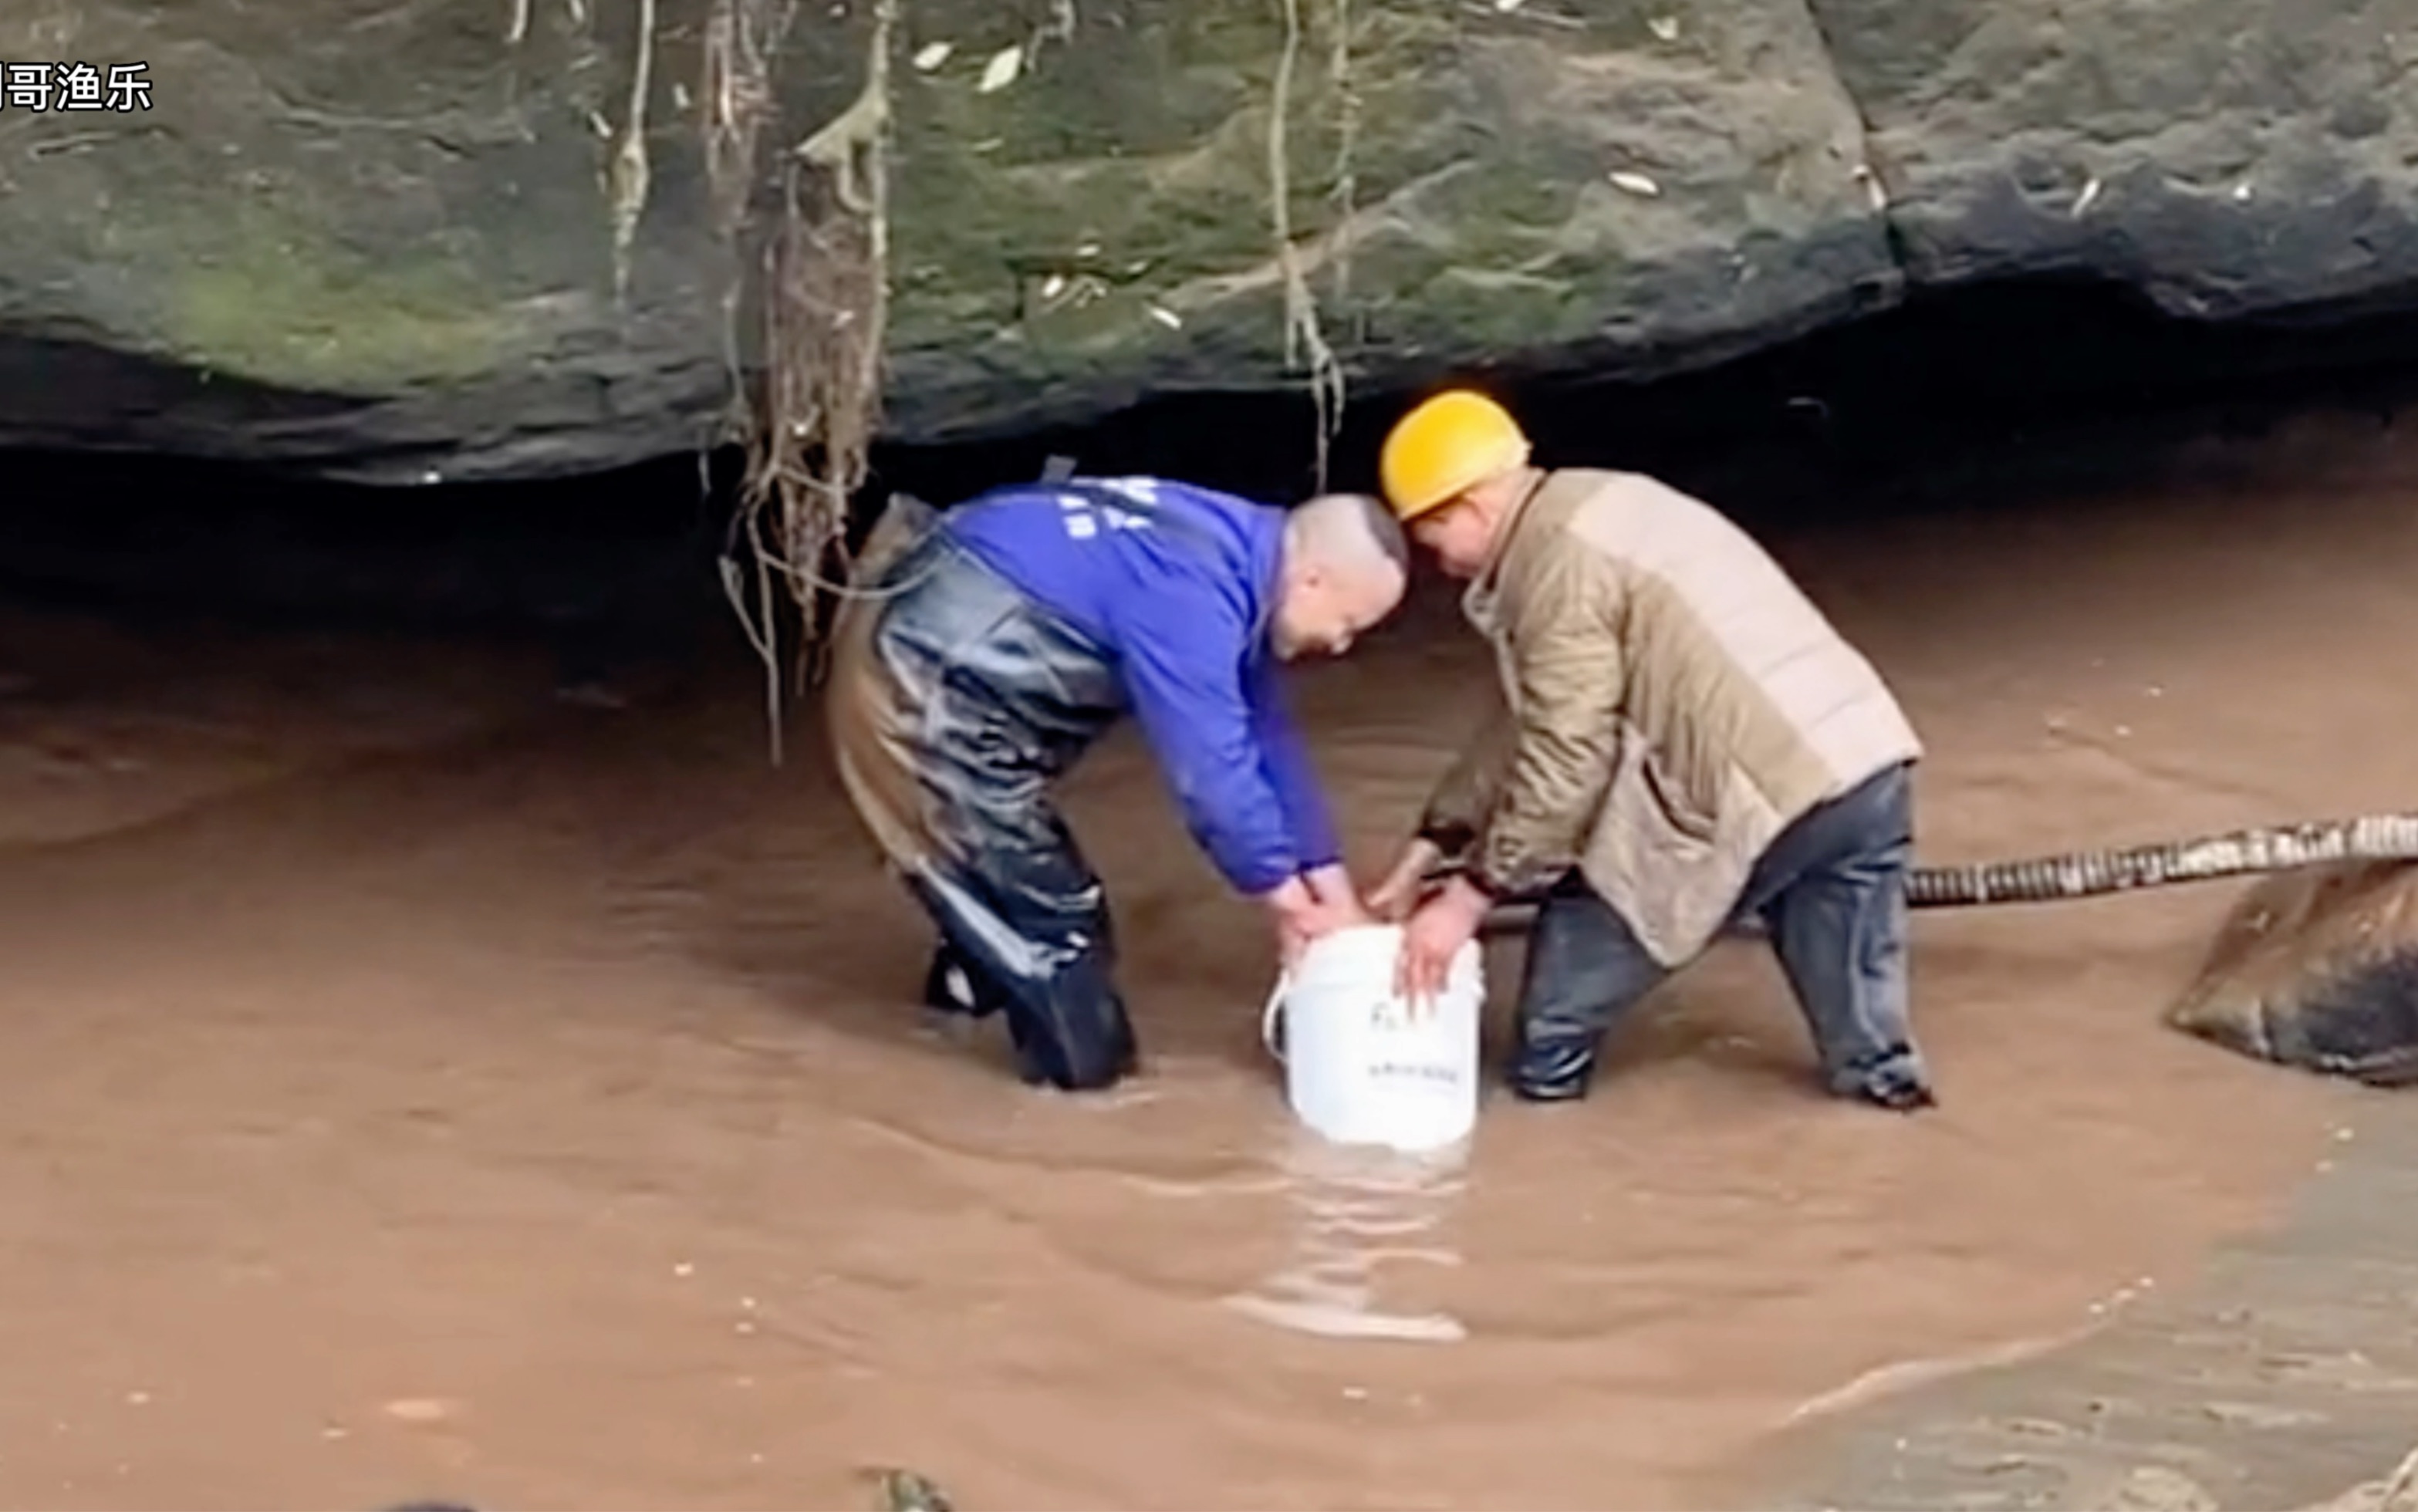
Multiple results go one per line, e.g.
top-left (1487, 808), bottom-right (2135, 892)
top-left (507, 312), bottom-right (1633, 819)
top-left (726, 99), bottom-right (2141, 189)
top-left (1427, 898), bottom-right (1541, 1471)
top-left (825, 474), bottom-right (1410, 1092)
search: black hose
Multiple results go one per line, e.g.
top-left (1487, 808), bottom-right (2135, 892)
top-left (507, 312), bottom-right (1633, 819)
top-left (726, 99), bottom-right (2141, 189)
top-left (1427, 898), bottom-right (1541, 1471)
top-left (1443, 812), bottom-right (2418, 935)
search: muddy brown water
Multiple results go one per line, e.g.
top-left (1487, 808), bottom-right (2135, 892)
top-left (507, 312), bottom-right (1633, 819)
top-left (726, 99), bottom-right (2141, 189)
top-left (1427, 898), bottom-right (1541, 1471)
top-left (0, 411), bottom-right (2410, 1510)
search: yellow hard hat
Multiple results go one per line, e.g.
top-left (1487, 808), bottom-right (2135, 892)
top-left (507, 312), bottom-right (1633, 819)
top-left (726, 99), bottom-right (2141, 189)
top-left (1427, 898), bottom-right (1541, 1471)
top-left (1378, 389), bottom-right (1532, 521)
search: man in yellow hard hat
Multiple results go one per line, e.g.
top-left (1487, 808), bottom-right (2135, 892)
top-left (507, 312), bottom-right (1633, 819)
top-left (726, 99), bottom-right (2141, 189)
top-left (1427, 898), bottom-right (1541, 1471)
top-left (1364, 388), bottom-right (1937, 1112)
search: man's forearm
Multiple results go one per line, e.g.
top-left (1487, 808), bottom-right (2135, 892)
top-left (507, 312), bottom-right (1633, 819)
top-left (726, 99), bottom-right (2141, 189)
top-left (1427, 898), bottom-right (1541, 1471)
top-left (1463, 737), bottom-right (1619, 898)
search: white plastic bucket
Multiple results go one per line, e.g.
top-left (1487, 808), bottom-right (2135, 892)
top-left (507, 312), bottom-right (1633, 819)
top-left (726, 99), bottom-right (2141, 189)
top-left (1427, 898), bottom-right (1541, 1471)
top-left (1260, 924), bottom-right (1484, 1155)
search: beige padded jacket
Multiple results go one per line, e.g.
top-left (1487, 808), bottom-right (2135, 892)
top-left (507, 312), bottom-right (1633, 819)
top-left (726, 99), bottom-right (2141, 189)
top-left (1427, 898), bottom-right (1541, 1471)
top-left (1421, 467), bottom-right (1923, 967)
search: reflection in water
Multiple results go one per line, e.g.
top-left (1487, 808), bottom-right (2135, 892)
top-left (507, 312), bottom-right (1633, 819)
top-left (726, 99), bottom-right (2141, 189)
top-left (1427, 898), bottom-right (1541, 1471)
top-left (1222, 1129), bottom-right (1472, 1343)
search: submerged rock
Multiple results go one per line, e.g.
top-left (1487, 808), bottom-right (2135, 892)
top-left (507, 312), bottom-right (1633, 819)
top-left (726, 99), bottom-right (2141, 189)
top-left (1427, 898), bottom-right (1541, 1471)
top-left (0, 0), bottom-right (2410, 482)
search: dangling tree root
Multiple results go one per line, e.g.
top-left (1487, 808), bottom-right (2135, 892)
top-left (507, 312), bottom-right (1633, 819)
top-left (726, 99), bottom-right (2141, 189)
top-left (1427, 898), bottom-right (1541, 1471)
top-left (1266, 0), bottom-right (1348, 491)
top-left (692, 0), bottom-right (1367, 758)
top-left (700, 0), bottom-right (897, 762)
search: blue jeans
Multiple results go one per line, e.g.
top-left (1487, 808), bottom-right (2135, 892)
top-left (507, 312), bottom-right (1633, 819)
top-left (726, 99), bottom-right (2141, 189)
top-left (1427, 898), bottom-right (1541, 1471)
top-left (1511, 761), bottom-right (1932, 1107)
top-left (844, 528), bottom-right (1139, 1092)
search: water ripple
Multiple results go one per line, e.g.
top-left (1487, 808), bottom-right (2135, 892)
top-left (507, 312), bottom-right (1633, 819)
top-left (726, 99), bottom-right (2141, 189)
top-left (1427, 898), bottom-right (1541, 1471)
top-left (1222, 1131), bottom-right (1472, 1345)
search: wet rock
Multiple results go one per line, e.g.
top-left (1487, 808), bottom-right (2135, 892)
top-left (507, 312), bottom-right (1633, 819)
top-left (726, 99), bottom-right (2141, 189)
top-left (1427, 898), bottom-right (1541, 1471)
top-left (2075, 1465), bottom-right (2220, 1512)
top-left (2164, 860), bottom-right (2418, 1088)
top-left (1805, 0), bottom-right (2418, 323)
top-left (2054, 1446), bottom-right (2418, 1512)
top-left (873, 1468), bottom-right (954, 1512)
top-left (0, 0), bottom-right (2410, 481)
top-left (2297, 1446), bottom-right (2418, 1512)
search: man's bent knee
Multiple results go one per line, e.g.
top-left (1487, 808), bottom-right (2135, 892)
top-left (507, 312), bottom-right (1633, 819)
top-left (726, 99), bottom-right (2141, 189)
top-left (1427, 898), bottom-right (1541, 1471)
top-left (1504, 876), bottom-right (1668, 1102)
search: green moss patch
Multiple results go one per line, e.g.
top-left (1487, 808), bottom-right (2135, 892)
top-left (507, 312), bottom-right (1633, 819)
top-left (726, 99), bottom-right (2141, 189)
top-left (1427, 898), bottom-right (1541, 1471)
top-left (152, 194), bottom-right (518, 394)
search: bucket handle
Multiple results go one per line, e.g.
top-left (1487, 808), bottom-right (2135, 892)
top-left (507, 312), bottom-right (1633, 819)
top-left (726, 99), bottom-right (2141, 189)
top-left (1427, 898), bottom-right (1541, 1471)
top-left (1261, 972), bottom-right (1292, 1065)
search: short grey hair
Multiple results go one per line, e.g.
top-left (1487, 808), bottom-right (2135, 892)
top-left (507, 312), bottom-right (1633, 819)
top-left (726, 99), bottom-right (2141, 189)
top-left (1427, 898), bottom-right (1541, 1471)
top-left (1285, 491), bottom-right (1410, 584)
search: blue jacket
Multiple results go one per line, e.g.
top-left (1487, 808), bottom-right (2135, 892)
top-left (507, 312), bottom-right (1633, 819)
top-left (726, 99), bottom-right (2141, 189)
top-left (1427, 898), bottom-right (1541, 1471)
top-left (941, 475), bottom-right (1343, 896)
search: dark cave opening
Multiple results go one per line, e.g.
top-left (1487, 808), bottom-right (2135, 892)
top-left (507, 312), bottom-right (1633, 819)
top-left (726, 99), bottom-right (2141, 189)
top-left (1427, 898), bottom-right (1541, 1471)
top-left (0, 272), bottom-right (2410, 690)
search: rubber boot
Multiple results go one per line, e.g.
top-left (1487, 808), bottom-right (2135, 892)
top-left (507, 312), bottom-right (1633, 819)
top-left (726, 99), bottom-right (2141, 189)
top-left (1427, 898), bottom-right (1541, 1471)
top-left (1829, 1051), bottom-right (1937, 1112)
top-left (1009, 1014), bottom-right (1138, 1091)
top-left (1505, 1031), bottom-right (1604, 1102)
top-left (922, 942), bottom-right (1008, 1021)
top-left (1001, 954), bottom-right (1140, 1091)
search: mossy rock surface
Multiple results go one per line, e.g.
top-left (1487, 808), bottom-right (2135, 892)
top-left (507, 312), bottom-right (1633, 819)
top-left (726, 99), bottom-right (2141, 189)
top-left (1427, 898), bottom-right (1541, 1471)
top-left (0, 0), bottom-right (2410, 481)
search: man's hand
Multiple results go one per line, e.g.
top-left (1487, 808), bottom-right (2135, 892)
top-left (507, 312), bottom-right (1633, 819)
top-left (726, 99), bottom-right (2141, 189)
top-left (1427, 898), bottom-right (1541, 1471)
top-left (1259, 872), bottom-right (1372, 967)
top-left (1366, 837), bottom-right (1445, 922)
top-left (1396, 875), bottom-right (1491, 1004)
top-left (1301, 862), bottom-right (1366, 913)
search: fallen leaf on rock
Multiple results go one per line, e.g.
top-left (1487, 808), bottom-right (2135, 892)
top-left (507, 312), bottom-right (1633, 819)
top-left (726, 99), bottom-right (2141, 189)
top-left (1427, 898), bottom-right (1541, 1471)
top-left (976, 45), bottom-right (1022, 93)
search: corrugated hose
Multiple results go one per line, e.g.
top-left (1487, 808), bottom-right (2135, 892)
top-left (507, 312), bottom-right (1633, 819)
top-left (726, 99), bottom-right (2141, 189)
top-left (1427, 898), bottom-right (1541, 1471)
top-left (1901, 812), bottom-right (2418, 906)
top-left (1447, 812), bottom-right (2418, 933)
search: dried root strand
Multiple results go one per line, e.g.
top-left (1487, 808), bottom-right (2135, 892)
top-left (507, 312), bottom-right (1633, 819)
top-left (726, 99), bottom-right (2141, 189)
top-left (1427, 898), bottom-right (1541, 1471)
top-left (1268, 0), bottom-right (1348, 491)
top-left (605, 0), bottom-right (659, 309)
top-left (1323, 0), bottom-right (1358, 311)
top-left (701, 0), bottom-right (795, 243)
